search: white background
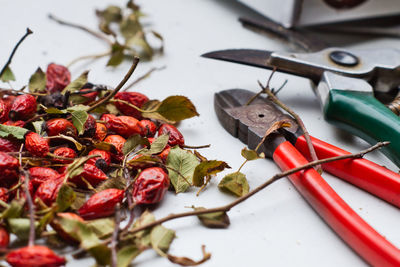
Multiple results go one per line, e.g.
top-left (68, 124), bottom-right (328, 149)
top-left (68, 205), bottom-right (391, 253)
top-left (1, 1), bottom-right (400, 266)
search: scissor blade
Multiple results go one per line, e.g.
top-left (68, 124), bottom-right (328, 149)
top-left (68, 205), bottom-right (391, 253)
top-left (202, 49), bottom-right (273, 70)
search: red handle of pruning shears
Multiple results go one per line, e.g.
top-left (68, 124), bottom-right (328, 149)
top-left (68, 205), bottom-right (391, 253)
top-left (295, 135), bottom-right (400, 208)
top-left (273, 141), bottom-right (400, 267)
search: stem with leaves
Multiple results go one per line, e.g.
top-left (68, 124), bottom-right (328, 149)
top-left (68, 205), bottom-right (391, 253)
top-left (0, 28), bottom-right (33, 78)
top-left (125, 141), bottom-right (388, 236)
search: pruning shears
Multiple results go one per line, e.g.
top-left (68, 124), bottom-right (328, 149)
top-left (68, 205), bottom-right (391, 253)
top-left (214, 88), bottom-right (400, 267)
top-left (202, 16), bottom-right (400, 167)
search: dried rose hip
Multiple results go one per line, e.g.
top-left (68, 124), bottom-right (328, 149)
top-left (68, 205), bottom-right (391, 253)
top-left (9, 94), bottom-right (37, 121)
top-left (70, 164), bottom-right (108, 188)
top-left (6, 245), bottom-right (66, 267)
top-left (104, 134), bottom-right (126, 162)
top-left (114, 91), bottom-right (149, 119)
top-left (0, 152), bottom-right (19, 186)
top-left (87, 149), bottom-right (111, 170)
top-left (159, 146), bottom-right (171, 163)
top-left (3, 120), bottom-right (25, 127)
top-left (46, 63), bottom-right (71, 93)
top-left (25, 132), bottom-right (49, 157)
top-left (0, 226), bottom-right (9, 248)
top-left (45, 118), bottom-right (77, 137)
top-left (139, 119), bottom-right (156, 137)
top-left (158, 123), bottom-right (185, 147)
top-left (94, 123), bottom-right (107, 141)
top-left (51, 212), bottom-right (84, 244)
top-left (53, 147), bottom-right (77, 164)
top-left (101, 114), bottom-right (142, 138)
top-left (78, 188), bottom-right (124, 220)
top-left (79, 88), bottom-right (98, 104)
top-left (34, 176), bottom-right (64, 207)
top-left (0, 100), bottom-right (9, 123)
top-left (29, 167), bottom-right (60, 189)
top-left (81, 114), bottom-right (96, 137)
top-left (132, 167), bottom-right (169, 205)
top-left (0, 137), bottom-right (19, 152)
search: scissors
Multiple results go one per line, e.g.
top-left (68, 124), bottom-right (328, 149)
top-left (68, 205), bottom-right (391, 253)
top-left (214, 88), bottom-right (400, 267)
top-left (202, 16), bottom-right (400, 167)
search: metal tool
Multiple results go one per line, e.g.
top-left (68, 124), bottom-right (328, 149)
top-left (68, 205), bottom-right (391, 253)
top-left (202, 18), bottom-right (400, 167)
top-left (215, 88), bottom-right (400, 267)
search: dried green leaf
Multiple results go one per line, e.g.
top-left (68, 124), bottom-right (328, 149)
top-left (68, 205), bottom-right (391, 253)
top-left (147, 134), bottom-right (169, 155)
top-left (218, 172), bottom-right (249, 197)
top-left (193, 160), bottom-right (230, 187)
top-left (107, 43), bottom-right (125, 67)
top-left (117, 245), bottom-right (141, 267)
top-left (56, 184), bottom-right (76, 212)
top-left (62, 71), bottom-right (88, 94)
top-left (32, 120), bottom-right (44, 135)
top-left (44, 107), bottom-right (67, 114)
top-left (96, 5), bottom-right (122, 35)
top-left (150, 30), bottom-right (164, 53)
top-left (150, 225), bottom-right (175, 256)
top-left (86, 218), bottom-right (115, 238)
top-left (70, 110), bottom-right (89, 135)
top-left (126, 34), bottom-right (153, 59)
top-left (66, 104), bottom-right (89, 112)
top-left (59, 134), bottom-right (84, 151)
top-left (120, 14), bottom-right (141, 40)
top-left (0, 66), bottom-right (15, 82)
top-left (96, 175), bottom-right (126, 191)
top-left (89, 244), bottom-right (112, 266)
top-left (0, 124), bottom-right (29, 140)
top-left (167, 245), bottom-right (211, 266)
top-left (69, 94), bottom-right (90, 105)
top-left (122, 134), bottom-right (149, 155)
top-left (193, 207), bottom-right (230, 229)
top-left (1, 199), bottom-right (25, 219)
top-left (155, 96), bottom-right (199, 122)
top-left (29, 67), bottom-right (46, 93)
top-left (71, 191), bottom-right (86, 210)
top-left (130, 210), bottom-right (155, 239)
top-left (241, 147), bottom-right (265, 161)
top-left (8, 218), bottom-right (39, 240)
top-left (93, 142), bottom-right (117, 154)
top-left (66, 155), bottom-right (96, 179)
top-left (127, 155), bottom-right (162, 169)
top-left (166, 146), bottom-right (199, 193)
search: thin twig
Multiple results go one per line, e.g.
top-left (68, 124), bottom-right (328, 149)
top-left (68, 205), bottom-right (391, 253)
top-left (122, 66), bottom-right (166, 91)
top-left (183, 144), bottom-right (211, 149)
top-left (258, 80), bottom-right (322, 173)
top-left (48, 14), bottom-right (112, 45)
top-left (245, 68), bottom-right (276, 106)
top-left (0, 28), bottom-right (33, 79)
top-left (87, 57), bottom-right (140, 113)
top-left (67, 51), bottom-right (111, 68)
top-left (21, 169), bottom-right (35, 247)
top-left (111, 204), bottom-right (121, 267)
top-left (126, 141), bottom-right (388, 235)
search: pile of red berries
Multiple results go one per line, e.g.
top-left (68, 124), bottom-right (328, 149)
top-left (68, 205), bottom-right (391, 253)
top-left (0, 63), bottom-right (188, 266)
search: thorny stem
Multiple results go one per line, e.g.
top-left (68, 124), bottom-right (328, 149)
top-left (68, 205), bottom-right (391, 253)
top-left (87, 57), bottom-right (140, 112)
top-left (125, 141), bottom-right (388, 236)
top-left (0, 28), bottom-right (33, 79)
top-left (48, 14), bottom-right (112, 45)
top-left (258, 80), bottom-right (322, 173)
top-left (67, 50), bottom-right (111, 68)
top-left (122, 66), bottom-right (166, 91)
top-left (245, 68), bottom-right (277, 106)
top-left (111, 204), bottom-right (121, 267)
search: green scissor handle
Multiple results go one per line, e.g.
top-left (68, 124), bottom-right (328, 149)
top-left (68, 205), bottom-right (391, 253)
top-left (324, 89), bottom-right (400, 167)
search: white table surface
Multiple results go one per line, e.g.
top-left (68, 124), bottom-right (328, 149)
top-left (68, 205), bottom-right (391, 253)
top-left (1, 1), bottom-right (400, 266)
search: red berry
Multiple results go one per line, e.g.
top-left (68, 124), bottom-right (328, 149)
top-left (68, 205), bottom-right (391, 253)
top-left (70, 164), bottom-right (108, 188)
top-left (0, 226), bottom-right (9, 248)
top-left (45, 118), bottom-right (77, 137)
top-left (159, 146), bottom-right (171, 163)
top-left (0, 152), bottom-right (19, 187)
top-left (101, 114), bottom-right (142, 138)
top-left (6, 245), bottom-right (66, 267)
top-left (104, 135), bottom-right (126, 162)
top-left (114, 91), bottom-right (149, 119)
top-left (94, 123), bottom-right (107, 141)
top-left (79, 88), bottom-right (98, 104)
top-left (34, 176), bottom-right (64, 207)
top-left (29, 167), bottom-right (60, 189)
top-left (158, 124), bottom-right (184, 147)
top-left (3, 120), bottom-right (25, 127)
top-left (46, 63), bottom-right (71, 93)
top-left (139, 120), bottom-right (156, 137)
top-left (132, 167), bottom-right (169, 205)
top-left (0, 137), bottom-right (19, 152)
top-left (25, 132), bottom-right (49, 157)
top-left (78, 188), bottom-right (124, 219)
top-left (0, 100), bottom-right (9, 123)
top-left (53, 147), bottom-right (76, 164)
top-left (9, 94), bottom-right (37, 121)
